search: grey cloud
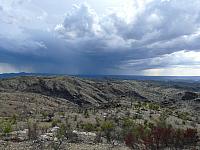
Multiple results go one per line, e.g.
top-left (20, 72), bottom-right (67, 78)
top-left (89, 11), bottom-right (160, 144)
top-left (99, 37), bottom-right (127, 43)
top-left (56, 0), bottom-right (200, 55)
top-left (121, 50), bottom-right (200, 71)
top-left (1, 0), bottom-right (200, 74)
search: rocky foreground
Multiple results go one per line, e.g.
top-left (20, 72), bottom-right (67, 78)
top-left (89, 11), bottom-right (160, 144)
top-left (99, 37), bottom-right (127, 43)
top-left (0, 76), bottom-right (200, 149)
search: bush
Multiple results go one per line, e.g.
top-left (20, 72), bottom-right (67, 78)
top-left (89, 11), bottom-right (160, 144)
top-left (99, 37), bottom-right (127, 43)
top-left (50, 123), bottom-right (67, 150)
top-left (183, 128), bottom-right (198, 145)
top-left (41, 111), bottom-right (48, 119)
top-left (124, 124), bottom-right (150, 149)
top-left (150, 126), bottom-right (173, 149)
top-left (100, 121), bottom-right (115, 143)
top-left (123, 121), bottom-right (199, 149)
top-left (148, 103), bottom-right (160, 111)
top-left (173, 128), bottom-right (184, 148)
top-left (82, 123), bottom-right (96, 132)
top-left (56, 123), bottom-right (67, 139)
top-left (124, 133), bottom-right (136, 149)
top-left (84, 109), bottom-right (89, 118)
top-left (122, 117), bottom-right (135, 129)
top-left (11, 114), bottom-right (17, 124)
top-left (28, 119), bottom-right (38, 140)
top-left (52, 119), bottom-right (62, 127)
top-left (58, 112), bottom-right (65, 117)
top-left (176, 111), bottom-right (190, 120)
top-left (2, 121), bottom-right (13, 135)
top-left (134, 102), bottom-right (142, 109)
top-left (0, 119), bottom-right (15, 136)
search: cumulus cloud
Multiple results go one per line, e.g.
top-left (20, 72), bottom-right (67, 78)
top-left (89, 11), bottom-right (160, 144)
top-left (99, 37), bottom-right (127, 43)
top-left (52, 0), bottom-right (200, 74)
top-left (61, 3), bottom-right (101, 38)
top-left (55, 0), bottom-right (200, 54)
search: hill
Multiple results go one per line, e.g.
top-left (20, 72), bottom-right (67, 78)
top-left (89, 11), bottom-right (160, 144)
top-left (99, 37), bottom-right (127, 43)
top-left (0, 76), bottom-right (200, 149)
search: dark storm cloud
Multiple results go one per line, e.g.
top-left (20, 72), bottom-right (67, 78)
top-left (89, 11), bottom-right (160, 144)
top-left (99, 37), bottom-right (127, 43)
top-left (0, 0), bottom-right (200, 74)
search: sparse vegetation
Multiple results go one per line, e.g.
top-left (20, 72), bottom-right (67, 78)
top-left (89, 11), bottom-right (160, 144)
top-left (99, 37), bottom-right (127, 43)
top-left (0, 119), bottom-right (13, 135)
top-left (52, 119), bottom-right (62, 127)
top-left (176, 111), bottom-right (191, 120)
top-left (82, 122), bottom-right (97, 132)
top-left (0, 76), bottom-right (200, 149)
top-left (27, 118), bottom-right (38, 140)
top-left (100, 120), bottom-right (115, 143)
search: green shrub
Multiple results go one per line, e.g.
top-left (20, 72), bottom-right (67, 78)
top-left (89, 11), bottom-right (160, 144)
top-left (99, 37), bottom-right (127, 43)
top-left (58, 112), bottom-right (65, 117)
top-left (177, 111), bottom-right (190, 120)
top-left (134, 102), bottom-right (142, 109)
top-left (52, 119), bottom-right (62, 127)
top-left (100, 121), bottom-right (115, 143)
top-left (122, 117), bottom-right (135, 129)
top-left (28, 118), bottom-right (38, 140)
top-left (2, 121), bottom-right (13, 135)
top-left (11, 114), bottom-right (17, 124)
top-left (82, 123), bottom-right (96, 132)
top-left (148, 103), bottom-right (160, 111)
top-left (41, 111), bottom-right (48, 119)
top-left (0, 119), bottom-right (15, 135)
top-left (56, 123), bottom-right (67, 139)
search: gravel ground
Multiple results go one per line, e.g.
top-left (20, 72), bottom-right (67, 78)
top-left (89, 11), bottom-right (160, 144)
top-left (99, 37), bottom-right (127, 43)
top-left (0, 140), bottom-right (130, 150)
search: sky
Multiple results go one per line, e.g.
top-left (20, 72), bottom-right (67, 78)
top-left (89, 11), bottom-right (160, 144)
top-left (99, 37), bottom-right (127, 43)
top-left (0, 0), bottom-right (200, 76)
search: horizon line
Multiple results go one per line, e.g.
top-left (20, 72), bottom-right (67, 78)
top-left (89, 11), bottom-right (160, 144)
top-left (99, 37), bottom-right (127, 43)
top-left (0, 72), bottom-right (200, 77)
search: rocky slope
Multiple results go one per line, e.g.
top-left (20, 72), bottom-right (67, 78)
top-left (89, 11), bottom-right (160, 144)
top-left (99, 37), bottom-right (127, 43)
top-left (0, 76), bottom-right (200, 149)
top-left (0, 76), bottom-right (199, 115)
top-left (0, 76), bottom-right (199, 103)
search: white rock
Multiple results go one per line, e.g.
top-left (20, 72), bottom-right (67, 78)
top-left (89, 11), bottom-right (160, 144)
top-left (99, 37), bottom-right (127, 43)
top-left (40, 133), bottom-right (54, 141)
top-left (72, 130), bottom-right (96, 137)
top-left (49, 126), bottom-right (60, 133)
top-left (54, 137), bottom-right (58, 141)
